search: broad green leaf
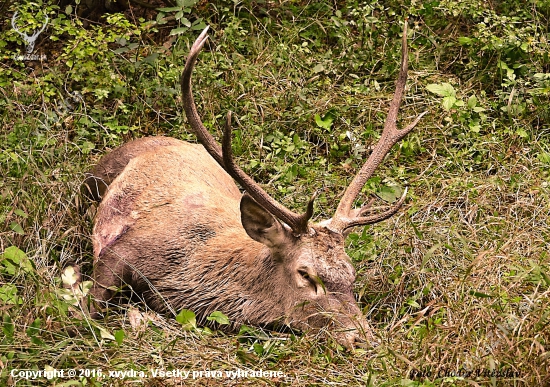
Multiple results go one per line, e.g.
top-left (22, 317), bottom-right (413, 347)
top-left (406, 299), bottom-right (421, 308)
top-left (426, 82), bottom-right (456, 97)
top-left (170, 26), bottom-right (190, 36)
top-left (14, 209), bottom-right (27, 218)
top-left (157, 7), bottom-right (182, 12)
top-left (253, 343), bottom-right (265, 356)
top-left (442, 95), bottom-right (457, 111)
top-left (176, 309), bottom-right (196, 330)
top-left (0, 284), bottom-right (22, 305)
top-left (457, 36), bottom-right (472, 45)
top-left (314, 113), bottom-right (334, 130)
top-left (312, 63), bottom-right (325, 73)
top-left (516, 128), bottom-right (529, 138)
top-left (207, 311), bottom-right (230, 325)
top-left (10, 222), bottom-right (24, 235)
top-left (467, 95), bottom-right (478, 109)
top-left (191, 20), bottom-right (207, 31)
top-left (182, 0), bottom-right (199, 7)
top-left (376, 185), bottom-right (403, 203)
top-left (1, 246), bottom-right (33, 274)
top-left (26, 318), bottom-right (41, 337)
top-left (538, 152), bottom-right (550, 164)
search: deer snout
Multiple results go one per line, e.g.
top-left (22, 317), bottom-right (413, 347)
top-left (335, 314), bottom-right (379, 350)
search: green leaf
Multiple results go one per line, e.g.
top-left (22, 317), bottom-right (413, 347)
top-left (0, 284), bottom-right (22, 305)
top-left (312, 63), bottom-right (325, 73)
top-left (170, 26), bottom-right (190, 36)
top-left (376, 185), bottom-right (403, 203)
top-left (467, 95), bottom-right (478, 109)
top-left (314, 112), bottom-right (334, 130)
top-left (207, 311), bottom-right (230, 325)
top-left (426, 83), bottom-right (456, 97)
top-left (537, 152), bottom-right (550, 164)
top-left (406, 299), bottom-right (421, 308)
top-left (457, 36), bottom-right (472, 46)
top-left (114, 329), bottom-right (125, 345)
top-left (2, 246), bottom-right (26, 265)
top-left (191, 20), bottom-right (207, 31)
top-left (176, 309), bottom-right (197, 330)
top-left (26, 318), bottom-right (41, 338)
top-left (181, 17), bottom-right (191, 27)
top-left (81, 141), bottom-right (95, 154)
top-left (441, 96), bottom-right (456, 111)
top-left (1, 246), bottom-right (33, 274)
top-left (10, 222), bottom-right (24, 235)
top-left (14, 209), bottom-right (27, 218)
top-left (516, 128), bottom-right (529, 138)
top-left (253, 343), bottom-right (265, 356)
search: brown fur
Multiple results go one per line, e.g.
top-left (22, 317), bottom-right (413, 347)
top-left (88, 138), bottom-right (372, 348)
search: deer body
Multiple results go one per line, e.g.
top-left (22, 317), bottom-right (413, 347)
top-left (88, 137), bottom-right (364, 346)
top-left (86, 24), bottom-right (423, 348)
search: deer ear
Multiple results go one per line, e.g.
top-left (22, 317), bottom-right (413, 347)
top-left (240, 193), bottom-right (289, 248)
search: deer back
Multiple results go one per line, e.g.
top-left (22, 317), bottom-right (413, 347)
top-left (92, 139), bottom-right (242, 261)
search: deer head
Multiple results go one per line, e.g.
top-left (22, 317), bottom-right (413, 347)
top-left (177, 23), bottom-right (425, 346)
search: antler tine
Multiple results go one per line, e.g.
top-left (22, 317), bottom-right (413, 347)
top-left (329, 20), bottom-right (425, 232)
top-left (342, 188), bottom-right (408, 230)
top-left (181, 26), bottom-right (224, 168)
top-left (222, 112), bottom-right (315, 234)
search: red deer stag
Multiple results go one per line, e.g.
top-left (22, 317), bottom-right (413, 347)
top-left (84, 22), bottom-right (424, 349)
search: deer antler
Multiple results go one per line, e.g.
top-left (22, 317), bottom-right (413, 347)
top-left (329, 20), bottom-right (426, 233)
top-left (180, 26), bottom-right (224, 167)
top-left (181, 27), bottom-right (316, 235)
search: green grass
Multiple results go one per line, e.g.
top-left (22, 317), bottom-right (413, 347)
top-left (1, 0), bottom-right (549, 386)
